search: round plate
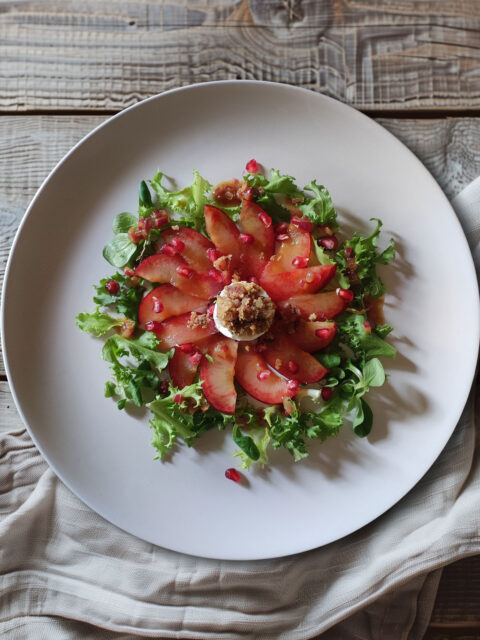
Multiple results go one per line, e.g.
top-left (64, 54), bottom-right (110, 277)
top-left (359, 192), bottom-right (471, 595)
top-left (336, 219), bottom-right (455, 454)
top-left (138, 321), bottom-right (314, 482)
top-left (2, 82), bottom-right (479, 560)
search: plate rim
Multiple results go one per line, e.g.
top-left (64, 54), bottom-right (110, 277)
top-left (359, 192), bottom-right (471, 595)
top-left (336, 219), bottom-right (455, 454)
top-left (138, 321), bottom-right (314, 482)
top-left (2, 80), bottom-right (479, 560)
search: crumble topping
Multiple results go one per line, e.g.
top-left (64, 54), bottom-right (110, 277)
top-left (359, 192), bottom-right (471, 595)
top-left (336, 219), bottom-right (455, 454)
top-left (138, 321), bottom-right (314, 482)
top-left (215, 281), bottom-right (275, 340)
top-left (187, 311), bottom-right (210, 329)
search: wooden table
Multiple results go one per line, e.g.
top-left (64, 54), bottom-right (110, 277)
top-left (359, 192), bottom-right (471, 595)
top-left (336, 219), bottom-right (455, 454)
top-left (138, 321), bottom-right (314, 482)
top-left (0, 2), bottom-right (479, 637)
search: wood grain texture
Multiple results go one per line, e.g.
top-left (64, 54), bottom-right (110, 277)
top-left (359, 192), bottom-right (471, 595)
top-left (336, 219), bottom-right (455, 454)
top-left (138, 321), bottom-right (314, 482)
top-left (1, 114), bottom-right (480, 377)
top-left (0, 1), bottom-right (479, 111)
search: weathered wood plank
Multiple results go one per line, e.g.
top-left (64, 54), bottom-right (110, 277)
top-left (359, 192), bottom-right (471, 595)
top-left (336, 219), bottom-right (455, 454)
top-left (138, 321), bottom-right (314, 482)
top-left (0, 1), bottom-right (479, 111)
top-left (430, 556), bottom-right (480, 625)
top-left (1, 115), bottom-right (480, 377)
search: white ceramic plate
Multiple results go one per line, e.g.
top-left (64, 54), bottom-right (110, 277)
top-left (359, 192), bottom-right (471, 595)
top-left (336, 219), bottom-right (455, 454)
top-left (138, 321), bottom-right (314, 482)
top-left (2, 82), bottom-right (479, 560)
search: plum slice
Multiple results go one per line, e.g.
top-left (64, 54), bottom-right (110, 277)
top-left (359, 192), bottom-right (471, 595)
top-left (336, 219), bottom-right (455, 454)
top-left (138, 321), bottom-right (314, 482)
top-left (138, 284), bottom-right (205, 327)
top-left (259, 264), bottom-right (336, 301)
top-left (199, 335), bottom-right (238, 414)
top-left (149, 311), bottom-right (216, 351)
top-left (290, 320), bottom-right (337, 353)
top-left (235, 345), bottom-right (297, 404)
top-left (278, 291), bottom-right (346, 320)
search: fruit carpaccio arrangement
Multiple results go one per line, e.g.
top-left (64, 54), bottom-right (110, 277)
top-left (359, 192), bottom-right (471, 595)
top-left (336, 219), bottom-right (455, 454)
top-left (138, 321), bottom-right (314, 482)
top-left (77, 161), bottom-right (396, 476)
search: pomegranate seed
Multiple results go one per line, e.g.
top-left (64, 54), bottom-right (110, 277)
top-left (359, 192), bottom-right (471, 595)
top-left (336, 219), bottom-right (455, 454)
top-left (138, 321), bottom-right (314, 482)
top-left (305, 271), bottom-right (316, 284)
top-left (239, 233), bottom-right (254, 244)
top-left (275, 222), bottom-right (289, 234)
top-left (152, 209), bottom-right (169, 227)
top-left (173, 393), bottom-right (183, 404)
top-left (257, 369), bottom-right (271, 381)
top-left (176, 265), bottom-right (194, 278)
top-left (179, 343), bottom-right (196, 354)
top-left (158, 380), bottom-right (169, 395)
top-left (248, 276), bottom-right (258, 284)
top-left (292, 256), bottom-right (309, 268)
top-left (225, 468), bottom-right (242, 482)
top-left (170, 238), bottom-right (185, 252)
top-left (288, 360), bottom-right (299, 373)
top-left (291, 217), bottom-right (314, 232)
top-left (276, 234), bottom-right (290, 242)
top-left (245, 158), bottom-right (258, 173)
top-left (318, 236), bottom-right (339, 250)
top-left (188, 351), bottom-right (203, 366)
top-left (207, 304), bottom-right (215, 316)
top-left (208, 268), bottom-right (224, 283)
top-left (336, 288), bottom-right (354, 303)
top-left (315, 328), bottom-right (333, 339)
top-left (105, 280), bottom-right (119, 295)
top-left (345, 246), bottom-right (353, 258)
top-left (242, 186), bottom-right (255, 201)
top-left (161, 244), bottom-right (177, 257)
top-left (363, 321), bottom-right (372, 334)
top-left (124, 267), bottom-right (135, 277)
top-left (287, 380), bottom-right (300, 395)
top-left (299, 279), bottom-right (307, 288)
top-left (152, 298), bottom-right (164, 314)
top-left (207, 248), bottom-right (221, 263)
top-left (259, 213), bottom-right (272, 228)
top-left (145, 321), bottom-right (162, 332)
top-left (321, 387), bottom-right (333, 401)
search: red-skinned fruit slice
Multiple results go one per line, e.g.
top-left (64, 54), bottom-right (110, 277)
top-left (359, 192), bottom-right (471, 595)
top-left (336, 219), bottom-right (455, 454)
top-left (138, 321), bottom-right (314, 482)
top-left (199, 336), bottom-right (238, 414)
top-left (290, 320), bottom-right (337, 352)
top-left (149, 311), bottom-right (216, 351)
top-left (239, 200), bottom-right (275, 278)
top-left (204, 205), bottom-right (242, 269)
top-left (135, 254), bottom-right (222, 299)
top-left (269, 223), bottom-right (312, 273)
top-left (278, 291), bottom-right (346, 320)
top-left (235, 345), bottom-right (298, 404)
top-left (160, 227), bottom-right (215, 273)
top-left (169, 347), bottom-right (199, 389)
top-left (138, 284), bottom-right (205, 327)
top-left (262, 331), bottom-right (327, 383)
top-left (260, 264), bottom-right (336, 301)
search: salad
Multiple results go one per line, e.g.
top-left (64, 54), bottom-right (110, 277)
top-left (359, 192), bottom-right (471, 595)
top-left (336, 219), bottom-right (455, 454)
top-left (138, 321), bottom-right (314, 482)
top-left (76, 160), bottom-right (396, 476)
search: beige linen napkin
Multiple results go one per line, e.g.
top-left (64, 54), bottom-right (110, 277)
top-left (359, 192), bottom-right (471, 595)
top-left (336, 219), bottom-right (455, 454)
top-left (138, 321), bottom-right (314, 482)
top-left (1, 180), bottom-right (479, 640)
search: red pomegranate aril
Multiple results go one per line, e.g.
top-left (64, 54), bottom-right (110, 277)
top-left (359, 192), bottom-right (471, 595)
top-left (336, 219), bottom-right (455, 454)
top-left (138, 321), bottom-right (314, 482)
top-left (363, 321), bottom-right (372, 334)
top-left (207, 248), bottom-right (221, 263)
top-left (336, 288), bottom-right (354, 303)
top-left (152, 209), bottom-right (169, 228)
top-left (158, 380), bottom-right (169, 395)
top-left (315, 328), bottom-right (333, 339)
top-left (179, 343), bottom-right (196, 354)
top-left (276, 233), bottom-right (290, 242)
top-left (152, 298), bottom-right (164, 313)
top-left (161, 244), bottom-right (177, 257)
top-left (318, 236), bottom-right (339, 250)
top-left (259, 212), bottom-right (272, 228)
top-left (292, 217), bottom-right (314, 232)
top-left (257, 369), bottom-right (271, 381)
top-left (299, 279), bottom-right (307, 288)
top-left (345, 246), bottom-right (353, 258)
top-left (239, 233), bottom-right (254, 244)
top-left (292, 256), bottom-right (309, 269)
top-left (305, 271), bottom-right (315, 284)
top-left (248, 276), bottom-right (259, 284)
top-left (124, 267), bottom-right (135, 277)
top-left (225, 468), bottom-right (242, 482)
top-left (170, 238), bottom-right (185, 252)
top-left (321, 387), bottom-right (333, 401)
top-left (208, 268), bottom-right (224, 283)
top-left (245, 158), bottom-right (258, 173)
top-left (128, 227), bottom-right (140, 243)
top-left (275, 222), bottom-right (289, 234)
top-left (119, 319), bottom-right (135, 339)
top-left (241, 186), bottom-right (255, 201)
top-left (173, 393), bottom-right (183, 404)
top-left (145, 320), bottom-right (162, 332)
top-left (287, 379), bottom-right (300, 394)
top-left (105, 280), bottom-right (120, 295)
top-left (288, 360), bottom-right (299, 373)
top-left (207, 304), bottom-right (215, 316)
top-left (176, 265), bottom-right (194, 278)
top-left (188, 351), bottom-right (203, 366)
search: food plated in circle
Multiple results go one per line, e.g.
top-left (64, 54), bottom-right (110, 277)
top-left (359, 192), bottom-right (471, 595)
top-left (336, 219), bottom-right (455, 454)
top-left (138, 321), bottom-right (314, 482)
top-left (77, 160), bottom-right (396, 475)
